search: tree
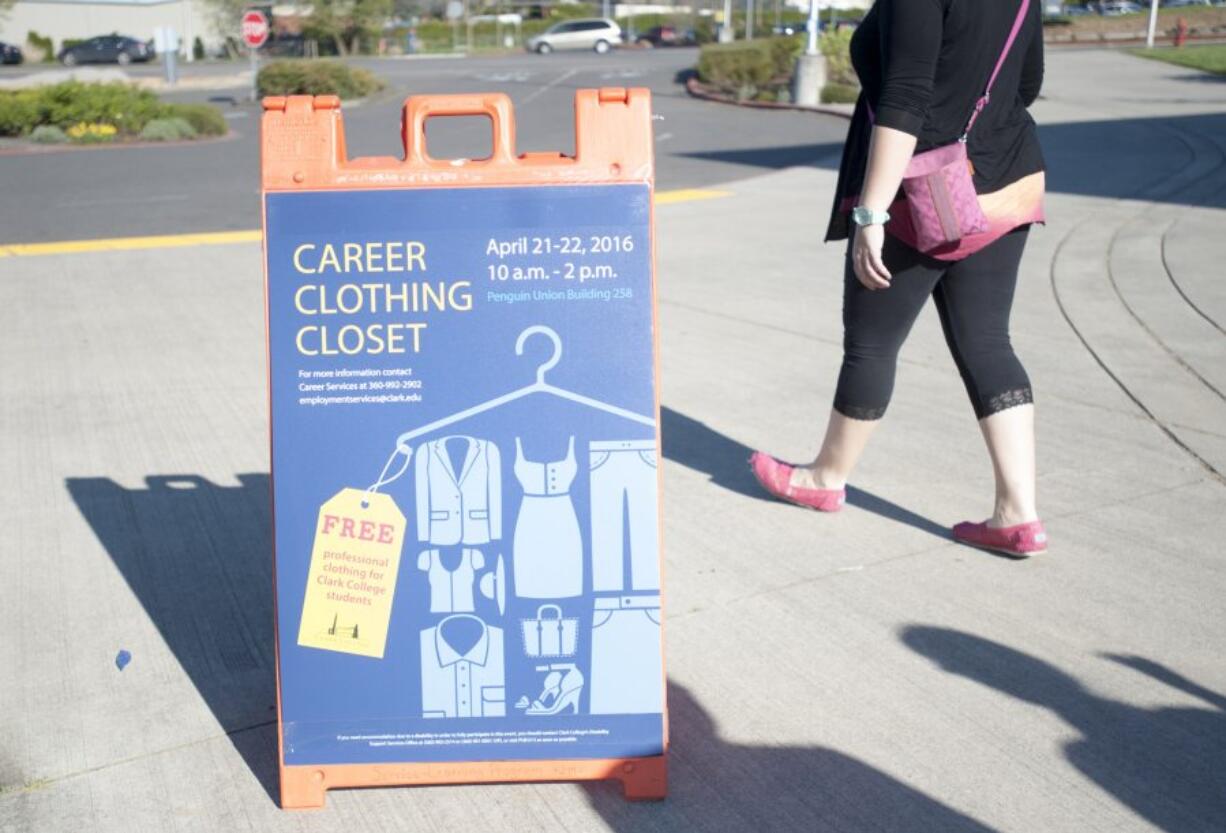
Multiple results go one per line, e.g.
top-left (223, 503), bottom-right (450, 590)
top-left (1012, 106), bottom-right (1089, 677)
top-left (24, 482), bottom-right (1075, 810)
top-left (0, 0), bottom-right (15, 23)
top-left (197, 0), bottom-right (251, 57)
top-left (302, 0), bottom-right (392, 56)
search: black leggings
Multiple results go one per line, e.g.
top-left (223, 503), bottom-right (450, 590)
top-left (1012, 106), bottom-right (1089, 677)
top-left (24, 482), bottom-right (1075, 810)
top-left (834, 226), bottom-right (1033, 421)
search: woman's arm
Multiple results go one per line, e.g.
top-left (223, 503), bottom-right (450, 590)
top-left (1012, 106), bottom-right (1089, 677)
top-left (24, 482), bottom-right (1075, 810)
top-left (853, 0), bottom-right (942, 290)
top-left (854, 126), bottom-right (917, 290)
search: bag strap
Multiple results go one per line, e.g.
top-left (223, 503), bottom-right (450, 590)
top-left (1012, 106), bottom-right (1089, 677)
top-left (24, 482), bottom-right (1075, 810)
top-left (960, 0), bottom-right (1031, 141)
top-left (865, 0), bottom-right (1031, 140)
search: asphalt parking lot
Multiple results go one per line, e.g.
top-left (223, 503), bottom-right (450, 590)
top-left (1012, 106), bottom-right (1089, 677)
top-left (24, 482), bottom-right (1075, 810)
top-left (0, 50), bottom-right (851, 243)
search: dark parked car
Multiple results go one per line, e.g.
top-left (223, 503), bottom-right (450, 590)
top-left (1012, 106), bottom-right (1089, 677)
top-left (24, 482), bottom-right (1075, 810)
top-left (635, 25), bottom-right (695, 47)
top-left (58, 35), bottom-right (154, 66)
top-left (0, 40), bottom-right (23, 65)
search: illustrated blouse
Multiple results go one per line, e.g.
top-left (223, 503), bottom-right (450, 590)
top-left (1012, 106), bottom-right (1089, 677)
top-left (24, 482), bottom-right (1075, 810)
top-left (825, 0), bottom-right (1047, 243)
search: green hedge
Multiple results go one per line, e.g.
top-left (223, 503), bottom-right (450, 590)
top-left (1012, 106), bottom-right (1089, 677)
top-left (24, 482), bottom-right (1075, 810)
top-left (0, 82), bottom-right (227, 140)
top-left (256, 60), bottom-right (385, 98)
top-left (819, 27), bottom-right (856, 86)
top-left (26, 31), bottom-right (56, 63)
top-left (140, 117), bottom-right (197, 142)
top-left (164, 102), bottom-right (227, 136)
top-left (697, 37), bottom-right (803, 101)
top-left (821, 82), bottom-right (859, 104)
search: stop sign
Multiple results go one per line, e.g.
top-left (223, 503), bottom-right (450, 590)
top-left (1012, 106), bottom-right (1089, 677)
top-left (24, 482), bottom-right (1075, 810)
top-left (241, 10), bottom-right (270, 49)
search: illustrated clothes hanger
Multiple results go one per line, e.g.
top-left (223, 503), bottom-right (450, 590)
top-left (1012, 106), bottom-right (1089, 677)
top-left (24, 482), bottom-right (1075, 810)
top-left (363, 325), bottom-right (656, 496)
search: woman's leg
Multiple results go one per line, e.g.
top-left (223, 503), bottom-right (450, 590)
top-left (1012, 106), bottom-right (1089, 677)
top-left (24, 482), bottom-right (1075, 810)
top-left (931, 227), bottom-right (1038, 526)
top-left (792, 235), bottom-right (943, 490)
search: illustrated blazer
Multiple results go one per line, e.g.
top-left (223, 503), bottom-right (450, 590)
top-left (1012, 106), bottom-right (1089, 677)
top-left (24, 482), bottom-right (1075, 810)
top-left (414, 436), bottom-right (502, 545)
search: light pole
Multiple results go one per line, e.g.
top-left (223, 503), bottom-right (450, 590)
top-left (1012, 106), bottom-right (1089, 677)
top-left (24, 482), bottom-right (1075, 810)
top-left (792, 0), bottom-right (825, 106)
top-left (806, 0), bottom-right (820, 55)
top-left (1145, 0), bottom-right (1160, 49)
top-left (746, 0), bottom-right (754, 40)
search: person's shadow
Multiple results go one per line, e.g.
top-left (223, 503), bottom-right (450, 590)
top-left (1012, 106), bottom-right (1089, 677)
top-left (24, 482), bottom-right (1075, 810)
top-left (902, 626), bottom-right (1226, 833)
top-left (661, 406), bottom-right (949, 540)
top-left (584, 681), bottom-right (1000, 832)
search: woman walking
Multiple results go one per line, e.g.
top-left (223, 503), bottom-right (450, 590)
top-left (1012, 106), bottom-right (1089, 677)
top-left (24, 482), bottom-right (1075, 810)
top-left (751, 0), bottom-right (1049, 557)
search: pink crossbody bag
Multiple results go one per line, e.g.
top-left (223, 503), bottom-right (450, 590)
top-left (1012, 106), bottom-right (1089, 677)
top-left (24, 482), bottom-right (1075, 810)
top-left (867, 0), bottom-right (1031, 257)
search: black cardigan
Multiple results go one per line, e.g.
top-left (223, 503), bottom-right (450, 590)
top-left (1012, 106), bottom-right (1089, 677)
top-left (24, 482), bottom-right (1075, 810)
top-left (825, 0), bottom-right (1046, 242)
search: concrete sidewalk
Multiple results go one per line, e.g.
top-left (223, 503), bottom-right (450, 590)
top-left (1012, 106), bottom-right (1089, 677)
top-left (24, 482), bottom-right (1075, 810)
top-left (1, 49), bottom-right (1224, 832)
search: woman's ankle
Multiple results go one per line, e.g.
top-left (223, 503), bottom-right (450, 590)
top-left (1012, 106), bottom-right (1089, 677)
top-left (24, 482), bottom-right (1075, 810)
top-left (989, 501), bottom-right (1039, 528)
top-left (791, 463), bottom-right (847, 491)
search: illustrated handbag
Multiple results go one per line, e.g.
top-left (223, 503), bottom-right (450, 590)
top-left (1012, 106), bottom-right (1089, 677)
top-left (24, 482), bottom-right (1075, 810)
top-left (521, 604), bottom-right (578, 658)
top-left (867, 0), bottom-right (1031, 258)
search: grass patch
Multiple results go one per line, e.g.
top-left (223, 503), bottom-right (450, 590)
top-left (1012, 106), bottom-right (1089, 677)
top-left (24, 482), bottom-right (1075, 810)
top-left (1134, 45), bottom-right (1226, 76)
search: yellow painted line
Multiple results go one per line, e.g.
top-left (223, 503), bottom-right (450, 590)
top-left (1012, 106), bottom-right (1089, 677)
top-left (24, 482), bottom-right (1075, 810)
top-left (0, 230), bottom-right (262, 258)
top-left (0, 189), bottom-right (733, 259)
top-left (655, 188), bottom-right (733, 205)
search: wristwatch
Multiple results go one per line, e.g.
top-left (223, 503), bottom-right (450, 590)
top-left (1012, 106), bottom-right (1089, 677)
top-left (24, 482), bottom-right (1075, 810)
top-left (851, 206), bottom-right (891, 227)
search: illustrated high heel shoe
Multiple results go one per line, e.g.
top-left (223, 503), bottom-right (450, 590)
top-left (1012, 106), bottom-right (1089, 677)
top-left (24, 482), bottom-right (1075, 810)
top-left (523, 671), bottom-right (563, 711)
top-left (526, 667), bottom-right (584, 716)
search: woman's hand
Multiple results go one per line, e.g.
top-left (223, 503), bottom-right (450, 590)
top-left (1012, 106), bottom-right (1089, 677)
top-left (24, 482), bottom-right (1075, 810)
top-left (852, 223), bottom-right (892, 290)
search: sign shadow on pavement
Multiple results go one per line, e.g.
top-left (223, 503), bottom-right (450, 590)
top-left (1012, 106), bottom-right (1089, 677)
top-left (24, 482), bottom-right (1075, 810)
top-left (65, 474), bottom-right (281, 805)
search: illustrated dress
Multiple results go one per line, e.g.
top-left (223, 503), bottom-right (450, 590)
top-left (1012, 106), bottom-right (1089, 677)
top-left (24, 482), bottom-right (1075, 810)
top-left (511, 436), bottom-right (583, 598)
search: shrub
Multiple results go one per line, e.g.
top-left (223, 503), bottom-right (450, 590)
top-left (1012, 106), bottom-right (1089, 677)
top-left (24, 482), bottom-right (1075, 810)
top-left (698, 41), bottom-right (775, 100)
top-left (66, 122), bottom-right (118, 144)
top-left (29, 125), bottom-right (67, 144)
top-left (819, 27), bottom-right (857, 87)
top-left (26, 31), bottom-right (55, 63)
top-left (164, 102), bottom-right (227, 136)
top-left (139, 117), bottom-right (197, 141)
top-left (193, 36), bottom-right (206, 61)
top-left (0, 82), bottom-right (226, 140)
top-left (768, 36), bottom-right (804, 79)
top-left (822, 82), bottom-right (860, 104)
top-left (256, 60), bottom-right (385, 99)
top-left (0, 89), bottom-right (41, 135)
top-left (34, 81), bottom-right (165, 134)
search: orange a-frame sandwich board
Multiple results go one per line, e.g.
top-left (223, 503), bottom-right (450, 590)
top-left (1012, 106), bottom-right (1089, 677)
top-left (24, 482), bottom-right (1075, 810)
top-left (261, 90), bottom-right (667, 809)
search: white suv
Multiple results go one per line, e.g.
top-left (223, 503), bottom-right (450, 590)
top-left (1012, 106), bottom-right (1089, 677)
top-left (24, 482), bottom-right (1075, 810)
top-left (527, 18), bottom-right (623, 54)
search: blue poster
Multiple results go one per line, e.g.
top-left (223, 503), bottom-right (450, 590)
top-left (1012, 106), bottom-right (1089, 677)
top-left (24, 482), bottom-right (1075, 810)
top-left (265, 184), bottom-right (664, 766)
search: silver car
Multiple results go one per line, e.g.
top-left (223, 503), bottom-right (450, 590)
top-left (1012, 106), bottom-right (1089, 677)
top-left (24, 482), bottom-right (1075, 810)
top-left (527, 18), bottom-right (623, 54)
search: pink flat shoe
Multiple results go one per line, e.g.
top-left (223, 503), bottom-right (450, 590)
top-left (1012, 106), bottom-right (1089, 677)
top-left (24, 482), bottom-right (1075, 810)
top-left (749, 451), bottom-right (845, 512)
top-left (952, 519), bottom-right (1048, 557)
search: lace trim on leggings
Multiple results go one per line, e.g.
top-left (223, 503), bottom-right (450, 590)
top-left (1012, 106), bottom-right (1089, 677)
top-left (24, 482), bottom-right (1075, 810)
top-left (833, 399), bottom-right (887, 421)
top-left (980, 386), bottom-right (1033, 418)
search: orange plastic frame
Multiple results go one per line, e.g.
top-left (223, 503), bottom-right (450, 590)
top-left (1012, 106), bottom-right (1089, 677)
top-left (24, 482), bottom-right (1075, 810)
top-left (260, 89), bottom-right (668, 809)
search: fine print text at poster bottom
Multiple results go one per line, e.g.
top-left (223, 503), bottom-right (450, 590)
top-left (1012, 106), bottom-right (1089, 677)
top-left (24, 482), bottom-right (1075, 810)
top-left (337, 729), bottom-right (612, 749)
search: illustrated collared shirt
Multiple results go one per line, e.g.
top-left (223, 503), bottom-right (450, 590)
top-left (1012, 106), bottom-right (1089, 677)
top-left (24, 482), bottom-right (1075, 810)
top-left (420, 615), bottom-right (505, 718)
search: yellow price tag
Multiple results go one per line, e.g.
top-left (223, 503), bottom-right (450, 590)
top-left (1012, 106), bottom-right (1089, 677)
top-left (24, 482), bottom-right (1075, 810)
top-left (297, 488), bottom-right (406, 659)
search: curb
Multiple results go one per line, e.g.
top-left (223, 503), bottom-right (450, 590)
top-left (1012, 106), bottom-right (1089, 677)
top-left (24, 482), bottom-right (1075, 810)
top-left (0, 129), bottom-right (239, 157)
top-left (684, 76), bottom-right (854, 119)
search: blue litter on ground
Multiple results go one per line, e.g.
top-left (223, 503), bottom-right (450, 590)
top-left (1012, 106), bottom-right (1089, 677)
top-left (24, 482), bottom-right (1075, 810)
top-left (115, 650), bottom-right (131, 671)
